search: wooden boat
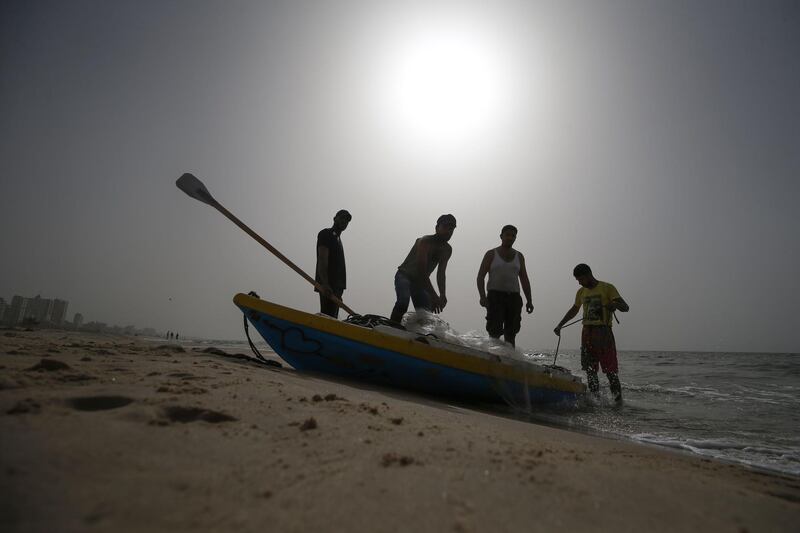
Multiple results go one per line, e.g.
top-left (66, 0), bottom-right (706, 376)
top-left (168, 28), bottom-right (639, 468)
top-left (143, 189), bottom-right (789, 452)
top-left (234, 293), bottom-right (585, 406)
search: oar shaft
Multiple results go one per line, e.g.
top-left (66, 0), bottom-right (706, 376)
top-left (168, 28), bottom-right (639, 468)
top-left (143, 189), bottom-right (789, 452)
top-left (209, 198), bottom-right (357, 316)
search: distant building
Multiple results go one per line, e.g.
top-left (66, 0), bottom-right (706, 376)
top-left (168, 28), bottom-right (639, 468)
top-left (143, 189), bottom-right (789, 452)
top-left (27, 295), bottom-right (53, 323)
top-left (0, 298), bottom-right (7, 324)
top-left (51, 299), bottom-right (68, 325)
top-left (2, 295), bottom-right (70, 325)
top-left (73, 313), bottom-right (84, 329)
top-left (5, 296), bottom-right (30, 325)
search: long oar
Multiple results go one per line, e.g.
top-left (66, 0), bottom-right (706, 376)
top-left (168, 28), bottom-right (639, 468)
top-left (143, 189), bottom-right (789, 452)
top-left (176, 173), bottom-right (357, 316)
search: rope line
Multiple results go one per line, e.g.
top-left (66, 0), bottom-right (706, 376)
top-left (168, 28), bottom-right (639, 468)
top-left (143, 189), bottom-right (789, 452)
top-left (344, 314), bottom-right (405, 330)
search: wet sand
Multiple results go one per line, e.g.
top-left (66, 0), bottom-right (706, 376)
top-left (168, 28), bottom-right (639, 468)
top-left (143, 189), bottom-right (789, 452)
top-left (1, 329), bottom-right (798, 532)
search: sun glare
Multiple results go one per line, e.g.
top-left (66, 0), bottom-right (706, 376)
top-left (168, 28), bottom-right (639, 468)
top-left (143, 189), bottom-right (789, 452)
top-left (366, 14), bottom-right (519, 162)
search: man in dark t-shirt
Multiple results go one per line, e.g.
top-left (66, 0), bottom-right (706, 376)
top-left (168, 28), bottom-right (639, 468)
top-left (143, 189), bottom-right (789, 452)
top-left (389, 214), bottom-right (456, 324)
top-left (316, 209), bottom-right (351, 318)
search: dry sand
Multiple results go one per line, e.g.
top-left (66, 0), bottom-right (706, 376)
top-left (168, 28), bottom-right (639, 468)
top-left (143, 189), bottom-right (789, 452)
top-left (1, 329), bottom-right (798, 532)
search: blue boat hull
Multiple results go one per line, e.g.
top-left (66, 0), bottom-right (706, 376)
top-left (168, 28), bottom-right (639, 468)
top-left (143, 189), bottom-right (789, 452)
top-left (235, 293), bottom-right (584, 406)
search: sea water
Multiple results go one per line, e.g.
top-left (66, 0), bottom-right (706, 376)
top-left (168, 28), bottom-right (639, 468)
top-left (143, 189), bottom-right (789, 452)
top-left (534, 348), bottom-right (800, 477)
top-left (181, 315), bottom-right (800, 477)
top-left (403, 312), bottom-right (800, 477)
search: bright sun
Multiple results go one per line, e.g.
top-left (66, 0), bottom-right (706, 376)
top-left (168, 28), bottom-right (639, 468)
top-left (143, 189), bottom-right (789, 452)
top-left (366, 15), bottom-right (519, 161)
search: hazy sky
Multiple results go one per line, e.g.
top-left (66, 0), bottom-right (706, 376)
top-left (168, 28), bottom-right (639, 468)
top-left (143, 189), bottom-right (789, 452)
top-left (1, 0), bottom-right (798, 352)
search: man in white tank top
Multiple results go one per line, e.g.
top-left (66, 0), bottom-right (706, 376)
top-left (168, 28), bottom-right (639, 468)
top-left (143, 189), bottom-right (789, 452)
top-left (476, 225), bottom-right (534, 346)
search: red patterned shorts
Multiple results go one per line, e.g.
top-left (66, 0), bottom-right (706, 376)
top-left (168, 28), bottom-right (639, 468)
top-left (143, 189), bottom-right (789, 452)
top-left (581, 326), bottom-right (618, 374)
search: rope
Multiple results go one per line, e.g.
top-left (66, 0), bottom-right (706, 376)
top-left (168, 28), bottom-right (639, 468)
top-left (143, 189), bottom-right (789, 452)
top-left (552, 334), bottom-right (562, 366)
top-left (552, 316), bottom-right (584, 366)
top-left (238, 291), bottom-right (282, 368)
top-left (344, 314), bottom-right (406, 330)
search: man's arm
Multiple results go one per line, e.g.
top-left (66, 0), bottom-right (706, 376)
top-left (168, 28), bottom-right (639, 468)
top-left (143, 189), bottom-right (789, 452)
top-left (554, 305), bottom-right (580, 336)
top-left (476, 250), bottom-right (493, 307)
top-left (518, 253), bottom-right (534, 314)
top-left (415, 238), bottom-right (440, 303)
top-left (414, 238), bottom-right (430, 280)
top-left (316, 245), bottom-right (332, 296)
top-left (608, 297), bottom-right (629, 313)
top-left (434, 248), bottom-right (451, 313)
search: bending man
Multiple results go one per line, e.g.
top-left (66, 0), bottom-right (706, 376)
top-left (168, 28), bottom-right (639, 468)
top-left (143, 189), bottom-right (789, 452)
top-left (389, 214), bottom-right (456, 324)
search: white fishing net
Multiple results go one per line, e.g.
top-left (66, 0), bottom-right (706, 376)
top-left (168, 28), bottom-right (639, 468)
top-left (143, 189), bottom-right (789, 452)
top-left (402, 310), bottom-right (575, 410)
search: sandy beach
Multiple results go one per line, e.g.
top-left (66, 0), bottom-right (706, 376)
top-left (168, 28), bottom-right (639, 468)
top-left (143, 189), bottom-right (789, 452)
top-left (1, 329), bottom-right (798, 532)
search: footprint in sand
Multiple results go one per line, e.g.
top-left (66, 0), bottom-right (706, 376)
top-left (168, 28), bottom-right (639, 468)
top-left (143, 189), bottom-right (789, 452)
top-left (166, 372), bottom-right (205, 381)
top-left (381, 453), bottom-right (417, 467)
top-left (160, 406), bottom-right (236, 424)
top-left (67, 395), bottom-right (134, 411)
top-left (299, 417), bottom-right (317, 431)
top-left (6, 399), bottom-right (41, 415)
top-left (157, 345), bottom-right (186, 353)
top-left (56, 374), bottom-right (96, 383)
top-left (200, 347), bottom-right (227, 356)
top-left (26, 359), bottom-right (71, 372)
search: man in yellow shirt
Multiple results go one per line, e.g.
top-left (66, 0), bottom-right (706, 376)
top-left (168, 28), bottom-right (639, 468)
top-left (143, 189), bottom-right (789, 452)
top-left (554, 263), bottom-right (629, 402)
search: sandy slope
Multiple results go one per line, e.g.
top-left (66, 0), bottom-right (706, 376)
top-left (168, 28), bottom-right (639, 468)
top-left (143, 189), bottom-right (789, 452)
top-left (1, 329), bottom-right (798, 532)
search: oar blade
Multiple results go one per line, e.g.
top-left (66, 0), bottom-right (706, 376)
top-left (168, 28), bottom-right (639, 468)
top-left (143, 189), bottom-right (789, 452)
top-left (176, 173), bottom-right (216, 206)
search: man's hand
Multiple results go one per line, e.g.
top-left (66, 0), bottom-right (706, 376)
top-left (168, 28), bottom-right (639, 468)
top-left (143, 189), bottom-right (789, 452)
top-left (479, 296), bottom-right (487, 308)
top-left (526, 302), bottom-right (534, 314)
top-left (610, 298), bottom-right (629, 312)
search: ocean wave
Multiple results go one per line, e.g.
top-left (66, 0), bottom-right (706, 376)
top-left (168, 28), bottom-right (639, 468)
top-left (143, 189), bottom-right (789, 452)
top-left (623, 383), bottom-right (720, 398)
top-left (622, 382), bottom-right (795, 406)
top-left (523, 352), bottom-right (551, 359)
top-left (634, 436), bottom-right (755, 451)
top-left (631, 433), bottom-right (800, 476)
